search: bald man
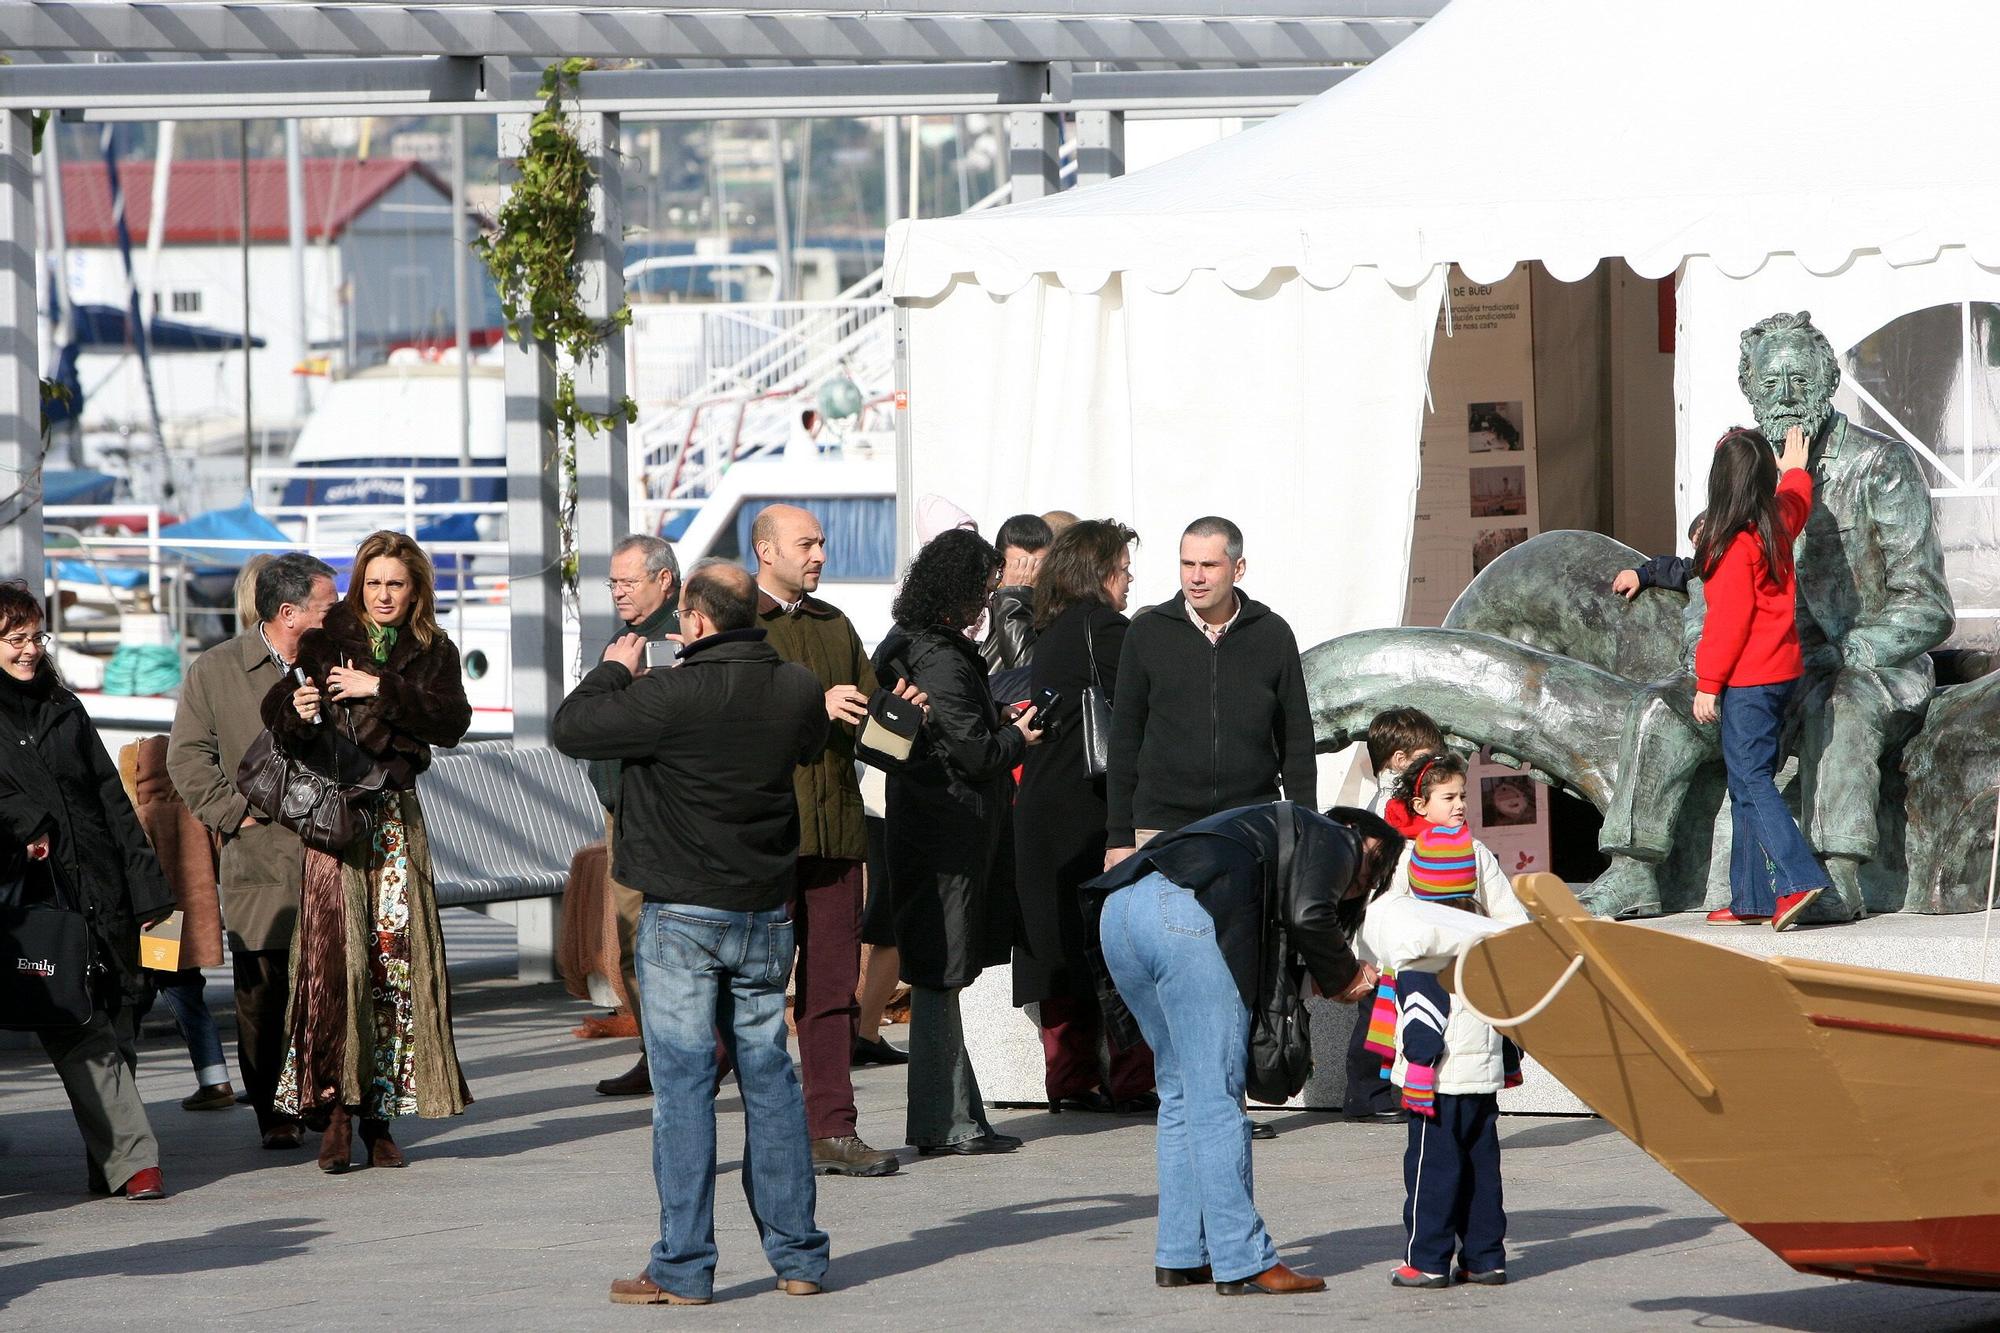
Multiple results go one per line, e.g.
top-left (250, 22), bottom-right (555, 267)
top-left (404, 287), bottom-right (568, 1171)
top-left (753, 504), bottom-right (910, 1179)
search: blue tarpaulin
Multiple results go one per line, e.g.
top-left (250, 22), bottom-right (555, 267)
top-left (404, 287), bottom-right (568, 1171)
top-left (157, 501), bottom-right (293, 572)
top-left (43, 469), bottom-right (118, 506)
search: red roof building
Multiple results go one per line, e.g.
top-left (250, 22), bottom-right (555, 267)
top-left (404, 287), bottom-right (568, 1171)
top-left (61, 157), bottom-right (450, 247)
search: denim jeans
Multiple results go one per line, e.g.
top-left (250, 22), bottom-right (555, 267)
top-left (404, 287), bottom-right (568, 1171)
top-left (638, 901), bottom-right (829, 1300)
top-left (1720, 679), bottom-right (1829, 917)
top-left (1098, 872), bottom-right (1277, 1283)
top-left (157, 968), bottom-right (230, 1089)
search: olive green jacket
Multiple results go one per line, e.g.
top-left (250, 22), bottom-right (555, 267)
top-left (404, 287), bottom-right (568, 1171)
top-left (166, 630), bottom-right (304, 952)
top-left (757, 587), bottom-right (874, 861)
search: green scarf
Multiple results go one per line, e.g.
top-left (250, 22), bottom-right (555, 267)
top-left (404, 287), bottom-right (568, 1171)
top-left (366, 620), bottom-right (399, 664)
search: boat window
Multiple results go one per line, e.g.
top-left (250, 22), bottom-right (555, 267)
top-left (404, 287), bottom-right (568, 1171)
top-left (709, 497), bottom-right (896, 582)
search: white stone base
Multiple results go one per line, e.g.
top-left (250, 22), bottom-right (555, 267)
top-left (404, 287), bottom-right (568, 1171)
top-left (963, 908), bottom-right (2000, 1118)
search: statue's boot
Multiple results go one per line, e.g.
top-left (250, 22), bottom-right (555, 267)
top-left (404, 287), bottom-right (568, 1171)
top-left (1578, 856), bottom-right (1664, 919)
top-left (1803, 856), bottom-right (1866, 924)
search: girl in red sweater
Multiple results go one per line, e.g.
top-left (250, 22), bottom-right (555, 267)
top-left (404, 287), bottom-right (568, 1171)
top-left (1690, 424), bottom-right (1829, 931)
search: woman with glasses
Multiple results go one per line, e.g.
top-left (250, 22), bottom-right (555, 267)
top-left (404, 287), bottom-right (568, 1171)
top-left (871, 529), bottom-right (1044, 1156)
top-left (0, 582), bottom-right (174, 1200)
top-left (262, 531), bottom-right (474, 1174)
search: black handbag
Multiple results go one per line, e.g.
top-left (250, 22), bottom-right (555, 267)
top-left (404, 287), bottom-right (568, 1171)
top-left (1247, 801), bottom-right (1315, 1106)
top-left (1080, 622), bottom-right (1112, 779)
top-left (235, 703), bottom-right (389, 854)
top-left (854, 687), bottom-right (925, 772)
top-left (0, 857), bottom-right (95, 1030)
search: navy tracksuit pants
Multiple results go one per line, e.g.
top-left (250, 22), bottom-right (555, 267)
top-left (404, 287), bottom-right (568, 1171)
top-left (1402, 1091), bottom-right (1505, 1274)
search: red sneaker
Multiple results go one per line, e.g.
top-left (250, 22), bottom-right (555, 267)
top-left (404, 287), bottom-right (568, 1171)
top-left (116, 1167), bottom-right (165, 1200)
top-left (1705, 908), bottom-right (1769, 925)
top-left (1773, 888), bottom-right (1824, 932)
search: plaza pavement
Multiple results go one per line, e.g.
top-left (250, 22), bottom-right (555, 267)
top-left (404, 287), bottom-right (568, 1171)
top-left (4, 911), bottom-right (1999, 1332)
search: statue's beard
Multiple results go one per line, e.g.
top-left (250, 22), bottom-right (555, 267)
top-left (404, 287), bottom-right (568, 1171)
top-left (1753, 397), bottom-right (1832, 446)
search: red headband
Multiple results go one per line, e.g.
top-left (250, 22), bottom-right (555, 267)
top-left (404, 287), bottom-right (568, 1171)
top-left (1413, 758), bottom-right (1438, 795)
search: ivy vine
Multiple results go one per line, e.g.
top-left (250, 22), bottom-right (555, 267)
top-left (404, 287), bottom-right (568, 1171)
top-left (473, 57), bottom-right (638, 590)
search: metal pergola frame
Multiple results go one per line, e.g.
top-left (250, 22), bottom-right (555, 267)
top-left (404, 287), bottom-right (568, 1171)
top-left (0, 1), bottom-right (1437, 756)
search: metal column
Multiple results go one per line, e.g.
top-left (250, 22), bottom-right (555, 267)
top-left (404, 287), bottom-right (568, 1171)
top-left (0, 111), bottom-right (43, 588)
top-left (1074, 109), bottom-right (1125, 187)
top-left (499, 113), bottom-right (563, 749)
top-left (1005, 109), bottom-right (1062, 201)
top-left (570, 111), bottom-right (630, 640)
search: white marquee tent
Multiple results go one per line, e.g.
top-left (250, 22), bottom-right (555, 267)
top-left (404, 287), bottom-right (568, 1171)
top-left (887, 0), bottom-right (2000, 655)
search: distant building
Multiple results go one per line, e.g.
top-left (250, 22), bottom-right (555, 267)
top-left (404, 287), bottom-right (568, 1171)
top-left (46, 156), bottom-right (498, 446)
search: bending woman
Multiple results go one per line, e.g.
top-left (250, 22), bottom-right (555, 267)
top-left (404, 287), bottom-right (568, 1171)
top-left (0, 582), bottom-right (174, 1199)
top-left (262, 530), bottom-right (473, 1173)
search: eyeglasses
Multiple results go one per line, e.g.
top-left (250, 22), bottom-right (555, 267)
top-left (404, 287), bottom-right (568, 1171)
top-left (604, 577), bottom-right (657, 592)
top-left (0, 631), bottom-right (51, 651)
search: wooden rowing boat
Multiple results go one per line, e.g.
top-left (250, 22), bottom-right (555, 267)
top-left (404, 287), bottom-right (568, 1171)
top-left (1457, 874), bottom-right (2000, 1289)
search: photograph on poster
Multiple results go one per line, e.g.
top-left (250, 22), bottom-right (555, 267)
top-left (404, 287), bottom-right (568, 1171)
top-left (1468, 401), bottom-right (1525, 453)
top-left (1472, 527), bottom-right (1530, 572)
top-left (1481, 774), bottom-right (1538, 828)
top-left (1470, 466), bottom-right (1528, 518)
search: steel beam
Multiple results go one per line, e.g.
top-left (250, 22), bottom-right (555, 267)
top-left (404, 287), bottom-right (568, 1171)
top-left (0, 111), bottom-right (41, 590)
top-left (0, 3), bottom-right (1424, 66)
top-left (0, 55), bottom-right (481, 110)
top-left (1074, 108), bottom-right (1125, 186)
top-left (1006, 110), bottom-right (1063, 202)
top-left (570, 111), bottom-right (630, 645)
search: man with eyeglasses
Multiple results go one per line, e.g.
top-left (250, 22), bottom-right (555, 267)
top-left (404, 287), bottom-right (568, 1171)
top-left (167, 552), bottom-right (337, 1151)
top-left (588, 534), bottom-right (682, 1097)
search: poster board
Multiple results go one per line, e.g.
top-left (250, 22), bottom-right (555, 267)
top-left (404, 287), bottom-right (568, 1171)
top-left (1403, 264), bottom-right (1553, 874)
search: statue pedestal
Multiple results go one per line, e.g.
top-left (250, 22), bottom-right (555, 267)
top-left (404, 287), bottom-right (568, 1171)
top-left (961, 906), bottom-right (2000, 1117)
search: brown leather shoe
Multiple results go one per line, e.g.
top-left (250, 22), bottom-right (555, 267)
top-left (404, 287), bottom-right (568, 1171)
top-left (775, 1278), bottom-right (822, 1296)
top-left (260, 1126), bottom-right (303, 1150)
top-left (596, 1055), bottom-right (652, 1097)
top-left (318, 1107), bottom-right (353, 1175)
top-left (1215, 1262), bottom-right (1327, 1295)
top-left (181, 1083), bottom-right (237, 1112)
top-left (812, 1135), bottom-right (899, 1177)
top-left (361, 1119), bottom-right (406, 1169)
top-left (609, 1274), bottom-right (707, 1306)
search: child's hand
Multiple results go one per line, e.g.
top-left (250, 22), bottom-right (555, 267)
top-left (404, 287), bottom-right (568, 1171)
top-left (1692, 691), bottom-right (1719, 724)
top-left (1777, 424), bottom-right (1809, 474)
top-left (1612, 569), bottom-right (1641, 599)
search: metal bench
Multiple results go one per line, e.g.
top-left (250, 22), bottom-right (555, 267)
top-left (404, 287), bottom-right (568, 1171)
top-left (417, 742), bottom-right (601, 980)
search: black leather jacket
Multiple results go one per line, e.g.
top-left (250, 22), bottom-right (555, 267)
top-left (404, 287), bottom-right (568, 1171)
top-left (979, 586), bottom-right (1037, 673)
top-left (1082, 802), bottom-right (1368, 1038)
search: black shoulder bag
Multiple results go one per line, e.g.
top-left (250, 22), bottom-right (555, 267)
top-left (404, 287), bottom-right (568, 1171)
top-left (1079, 621), bottom-right (1113, 779)
top-left (1246, 800), bottom-right (1314, 1106)
top-left (0, 854), bottom-right (95, 1030)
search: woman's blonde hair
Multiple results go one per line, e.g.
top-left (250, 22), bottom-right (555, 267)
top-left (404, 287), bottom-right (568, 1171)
top-left (346, 530), bottom-right (440, 647)
top-left (233, 553), bottom-right (273, 632)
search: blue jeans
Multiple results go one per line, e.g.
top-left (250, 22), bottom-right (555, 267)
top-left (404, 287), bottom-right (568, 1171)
top-left (1720, 679), bottom-right (1829, 916)
top-left (637, 901), bottom-right (829, 1300)
top-left (1098, 872), bottom-right (1277, 1283)
top-left (157, 968), bottom-right (229, 1089)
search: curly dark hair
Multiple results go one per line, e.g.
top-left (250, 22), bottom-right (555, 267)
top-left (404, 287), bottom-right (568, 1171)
top-left (893, 528), bottom-right (1001, 633)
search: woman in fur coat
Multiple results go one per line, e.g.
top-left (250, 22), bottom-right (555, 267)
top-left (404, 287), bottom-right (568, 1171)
top-left (261, 530), bottom-right (473, 1173)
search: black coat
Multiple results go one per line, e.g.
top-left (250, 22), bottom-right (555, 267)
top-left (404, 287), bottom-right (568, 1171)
top-left (1105, 592), bottom-right (1317, 845)
top-left (1083, 802), bottom-right (1367, 1036)
top-left (261, 602), bottom-right (472, 790)
top-left (0, 671), bottom-right (173, 1006)
top-left (873, 624), bottom-right (1027, 990)
top-left (1012, 601), bottom-right (1127, 1005)
top-left (979, 585), bottom-right (1037, 672)
top-left (554, 629), bottom-right (828, 912)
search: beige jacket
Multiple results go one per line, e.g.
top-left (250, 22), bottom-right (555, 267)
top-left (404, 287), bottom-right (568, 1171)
top-left (166, 630), bottom-right (305, 952)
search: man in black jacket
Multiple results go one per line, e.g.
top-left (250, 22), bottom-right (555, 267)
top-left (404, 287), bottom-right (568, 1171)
top-left (1104, 516), bottom-right (1316, 868)
top-left (981, 512), bottom-right (1052, 673)
top-left (1083, 803), bottom-right (1393, 1296)
top-left (553, 559), bottom-right (832, 1307)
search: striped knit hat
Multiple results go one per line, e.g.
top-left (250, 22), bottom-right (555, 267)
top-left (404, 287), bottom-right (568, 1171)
top-left (1408, 824), bottom-right (1477, 900)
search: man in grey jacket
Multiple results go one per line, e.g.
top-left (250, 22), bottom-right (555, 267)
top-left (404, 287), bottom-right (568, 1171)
top-left (167, 552), bottom-right (336, 1149)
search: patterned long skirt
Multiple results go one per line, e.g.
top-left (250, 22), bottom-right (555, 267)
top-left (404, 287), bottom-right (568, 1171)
top-left (275, 795), bottom-right (422, 1123)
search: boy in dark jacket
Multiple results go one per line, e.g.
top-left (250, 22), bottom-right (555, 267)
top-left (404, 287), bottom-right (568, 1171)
top-left (1612, 513), bottom-right (1706, 599)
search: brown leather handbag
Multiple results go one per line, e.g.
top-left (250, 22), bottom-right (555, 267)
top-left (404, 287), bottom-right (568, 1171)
top-left (235, 705), bottom-right (389, 854)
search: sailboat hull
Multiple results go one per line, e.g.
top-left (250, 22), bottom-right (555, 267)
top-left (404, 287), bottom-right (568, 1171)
top-left (1458, 875), bottom-right (2000, 1290)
